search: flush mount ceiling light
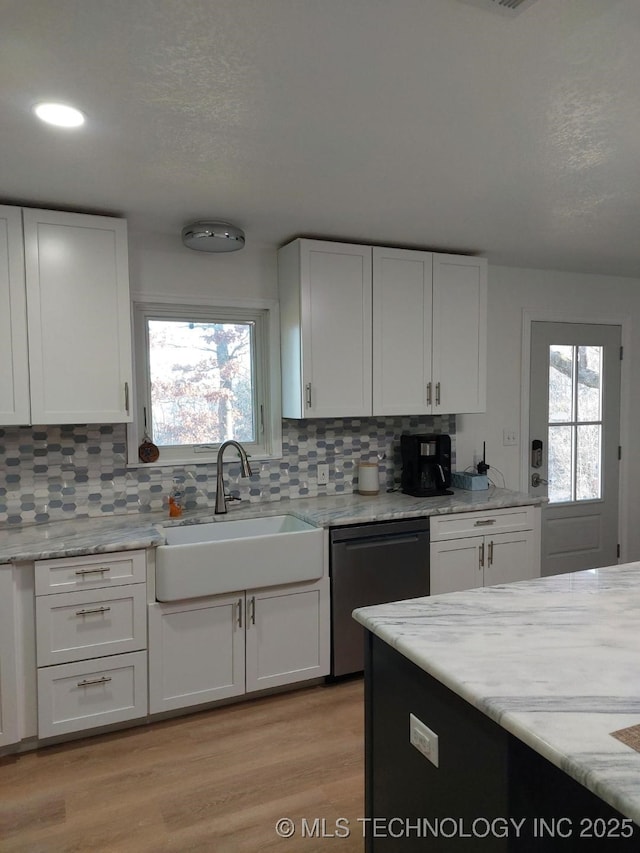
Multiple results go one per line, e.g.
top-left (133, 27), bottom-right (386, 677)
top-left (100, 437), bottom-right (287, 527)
top-left (181, 221), bottom-right (246, 252)
top-left (33, 102), bottom-right (86, 128)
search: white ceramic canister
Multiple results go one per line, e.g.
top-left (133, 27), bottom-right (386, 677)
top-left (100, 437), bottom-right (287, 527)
top-left (358, 461), bottom-right (380, 495)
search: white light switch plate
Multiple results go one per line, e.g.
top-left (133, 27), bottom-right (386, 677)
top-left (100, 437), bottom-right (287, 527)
top-left (317, 463), bottom-right (329, 485)
top-left (410, 713), bottom-right (439, 767)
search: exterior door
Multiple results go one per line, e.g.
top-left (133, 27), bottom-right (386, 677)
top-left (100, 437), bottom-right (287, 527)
top-left (529, 322), bottom-right (621, 576)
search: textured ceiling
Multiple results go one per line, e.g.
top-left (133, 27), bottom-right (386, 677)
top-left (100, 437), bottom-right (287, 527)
top-left (2, 0), bottom-right (640, 276)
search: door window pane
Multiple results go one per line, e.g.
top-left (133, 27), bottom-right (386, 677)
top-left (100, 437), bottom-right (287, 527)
top-left (547, 344), bottom-right (603, 504)
top-left (548, 425), bottom-right (573, 503)
top-left (576, 424), bottom-right (602, 500)
top-left (549, 345), bottom-right (574, 422)
top-left (577, 346), bottom-right (602, 422)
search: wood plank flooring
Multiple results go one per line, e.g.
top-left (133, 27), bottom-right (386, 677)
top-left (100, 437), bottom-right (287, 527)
top-left (0, 679), bottom-right (364, 852)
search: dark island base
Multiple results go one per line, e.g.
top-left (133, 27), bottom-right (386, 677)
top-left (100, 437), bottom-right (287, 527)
top-left (365, 633), bottom-right (639, 852)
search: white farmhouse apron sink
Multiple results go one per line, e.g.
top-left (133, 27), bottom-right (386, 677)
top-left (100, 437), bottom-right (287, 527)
top-left (155, 515), bottom-right (324, 601)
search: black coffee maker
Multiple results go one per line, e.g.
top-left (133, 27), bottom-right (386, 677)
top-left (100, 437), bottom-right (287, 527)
top-left (401, 433), bottom-right (453, 497)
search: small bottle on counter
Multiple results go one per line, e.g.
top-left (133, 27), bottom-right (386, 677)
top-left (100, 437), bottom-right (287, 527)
top-left (168, 479), bottom-right (184, 517)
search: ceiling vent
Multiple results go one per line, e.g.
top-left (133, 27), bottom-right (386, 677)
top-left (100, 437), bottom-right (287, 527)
top-left (457, 0), bottom-right (539, 16)
top-left (182, 221), bottom-right (245, 252)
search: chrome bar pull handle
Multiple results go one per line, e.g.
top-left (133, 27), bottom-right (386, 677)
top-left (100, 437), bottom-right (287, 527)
top-left (75, 567), bottom-right (111, 576)
top-left (77, 676), bottom-right (112, 688)
top-left (250, 595), bottom-right (256, 626)
top-left (75, 607), bottom-right (111, 617)
top-left (474, 519), bottom-right (496, 527)
top-left (237, 597), bottom-right (243, 628)
top-left (426, 382), bottom-right (432, 406)
top-left (124, 381), bottom-right (130, 414)
top-left (435, 382), bottom-right (441, 406)
top-left (479, 542), bottom-right (485, 569)
top-left (488, 540), bottom-right (494, 567)
top-left (305, 382), bottom-right (312, 409)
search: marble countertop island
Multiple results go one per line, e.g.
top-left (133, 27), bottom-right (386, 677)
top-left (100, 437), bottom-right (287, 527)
top-left (354, 564), bottom-right (640, 827)
top-left (0, 486), bottom-right (541, 563)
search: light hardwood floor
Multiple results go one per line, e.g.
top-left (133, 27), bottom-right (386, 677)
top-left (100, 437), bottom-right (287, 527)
top-left (0, 679), bottom-right (364, 852)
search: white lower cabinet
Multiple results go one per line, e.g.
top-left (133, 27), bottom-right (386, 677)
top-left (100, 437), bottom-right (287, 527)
top-left (35, 550), bottom-right (148, 739)
top-left (149, 578), bottom-right (330, 714)
top-left (0, 564), bottom-right (19, 748)
top-left (148, 594), bottom-right (245, 713)
top-left (430, 506), bottom-right (541, 596)
top-left (245, 581), bottom-right (330, 693)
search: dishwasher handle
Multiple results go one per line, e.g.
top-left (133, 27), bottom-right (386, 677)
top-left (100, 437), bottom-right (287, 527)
top-left (343, 534), bottom-right (424, 551)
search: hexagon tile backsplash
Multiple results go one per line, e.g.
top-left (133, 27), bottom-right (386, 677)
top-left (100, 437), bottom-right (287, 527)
top-left (0, 415), bottom-right (455, 525)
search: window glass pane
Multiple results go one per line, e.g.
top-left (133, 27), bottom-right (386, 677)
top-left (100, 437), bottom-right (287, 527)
top-left (548, 424), bottom-right (573, 503)
top-left (549, 345), bottom-right (574, 423)
top-left (577, 346), bottom-right (602, 422)
top-left (576, 424), bottom-right (601, 500)
top-left (147, 319), bottom-right (255, 446)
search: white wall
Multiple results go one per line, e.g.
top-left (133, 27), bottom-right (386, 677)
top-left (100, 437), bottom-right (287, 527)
top-left (127, 230), bottom-right (278, 301)
top-left (456, 264), bottom-right (640, 560)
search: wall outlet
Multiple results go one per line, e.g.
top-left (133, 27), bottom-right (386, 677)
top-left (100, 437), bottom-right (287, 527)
top-left (503, 428), bottom-right (518, 446)
top-left (409, 713), bottom-right (439, 767)
top-left (317, 463), bottom-right (329, 485)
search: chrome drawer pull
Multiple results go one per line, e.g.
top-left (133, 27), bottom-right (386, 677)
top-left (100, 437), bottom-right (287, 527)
top-left (75, 567), bottom-right (111, 576)
top-left (474, 519), bottom-right (496, 527)
top-left (77, 676), bottom-right (112, 688)
top-left (75, 607), bottom-right (111, 617)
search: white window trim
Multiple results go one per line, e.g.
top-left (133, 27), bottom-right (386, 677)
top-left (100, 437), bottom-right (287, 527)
top-left (127, 294), bottom-right (282, 468)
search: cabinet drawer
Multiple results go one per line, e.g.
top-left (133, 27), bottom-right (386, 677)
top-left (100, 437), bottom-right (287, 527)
top-left (35, 550), bottom-right (146, 595)
top-left (37, 651), bottom-right (147, 739)
top-left (36, 585), bottom-right (147, 666)
top-left (430, 506), bottom-right (535, 541)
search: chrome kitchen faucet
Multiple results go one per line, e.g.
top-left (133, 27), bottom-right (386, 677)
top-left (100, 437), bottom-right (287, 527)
top-left (214, 440), bottom-right (253, 514)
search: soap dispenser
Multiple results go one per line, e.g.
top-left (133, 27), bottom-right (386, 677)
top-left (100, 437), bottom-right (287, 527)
top-left (168, 479), bottom-right (184, 518)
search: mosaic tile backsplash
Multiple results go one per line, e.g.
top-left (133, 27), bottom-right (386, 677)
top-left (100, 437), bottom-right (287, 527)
top-left (0, 416), bottom-right (455, 526)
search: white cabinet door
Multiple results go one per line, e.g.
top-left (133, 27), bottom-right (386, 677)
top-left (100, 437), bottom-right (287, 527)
top-left (430, 538), bottom-right (483, 596)
top-left (432, 254), bottom-right (487, 414)
top-left (148, 595), bottom-right (245, 714)
top-left (0, 564), bottom-right (19, 747)
top-left (483, 531), bottom-right (538, 587)
top-left (373, 247), bottom-right (432, 415)
top-left (245, 578), bottom-right (330, 693)
top-left (22, 208), bottom-right (133, 424)
top-left (0, 206), bottom-right (30, 425)
top-left (279, 239), bottom-right (372, 417)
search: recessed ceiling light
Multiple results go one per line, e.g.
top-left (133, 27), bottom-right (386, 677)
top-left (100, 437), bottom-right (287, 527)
top-left (33, 102), bottom-right (85, 128)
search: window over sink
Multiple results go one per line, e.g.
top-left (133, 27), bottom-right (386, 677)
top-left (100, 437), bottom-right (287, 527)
top-left (128, 298), bottom-right (282, 466)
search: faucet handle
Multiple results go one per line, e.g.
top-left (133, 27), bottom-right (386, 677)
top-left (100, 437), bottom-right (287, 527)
top-left (225, 493), bottom-right (242, 503)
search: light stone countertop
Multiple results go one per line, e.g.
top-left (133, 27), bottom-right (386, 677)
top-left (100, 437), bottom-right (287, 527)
top-left (353, 565), bottom-right (640, 827)
top-left (0, 486), bottom-right (541, 563)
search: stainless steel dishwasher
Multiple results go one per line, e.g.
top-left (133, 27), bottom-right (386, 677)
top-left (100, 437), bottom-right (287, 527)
top-left (329, 517), bottom-right (429, 677)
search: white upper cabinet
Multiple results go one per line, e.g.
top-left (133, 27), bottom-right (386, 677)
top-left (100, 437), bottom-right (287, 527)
top-left (0, 206), bottom-right (30, 425)
top-left (23, 209), bottom-right (133, 424)
top-left (373, 247), bottom-right (433, 415)
top-left (373, 248), bottom-right (487, 416)
top-left (280, 238), bottom-right (487, 419)
top-left (279, 239), bottom-right (373, 418)
top-left (432, 253), bottom-right (487, 414)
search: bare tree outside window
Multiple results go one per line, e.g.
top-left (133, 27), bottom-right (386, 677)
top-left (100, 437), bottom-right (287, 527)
top-left (147, 320), bottom-right (255, 447)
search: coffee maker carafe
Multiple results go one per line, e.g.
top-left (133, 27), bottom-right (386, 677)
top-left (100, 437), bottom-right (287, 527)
top-left (401, 433), bottom-right (453, 497)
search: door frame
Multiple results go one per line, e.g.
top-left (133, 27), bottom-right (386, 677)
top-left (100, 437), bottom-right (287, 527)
top-left (520, 309), bottom-right (631, 562)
